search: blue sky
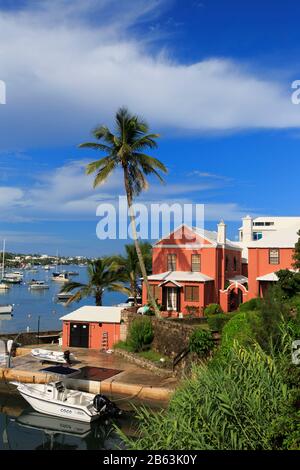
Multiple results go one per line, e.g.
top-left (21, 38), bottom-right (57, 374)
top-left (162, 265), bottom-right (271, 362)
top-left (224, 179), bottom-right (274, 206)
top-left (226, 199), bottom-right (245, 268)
top-left (0, 0), bottom-right (300, 256)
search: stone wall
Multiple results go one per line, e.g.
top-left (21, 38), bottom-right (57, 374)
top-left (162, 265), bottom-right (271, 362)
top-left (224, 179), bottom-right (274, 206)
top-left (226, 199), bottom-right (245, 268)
top-left (151, 318), bottom-right (196, 357)
top-left (121, 312), bottom-right (200, 358)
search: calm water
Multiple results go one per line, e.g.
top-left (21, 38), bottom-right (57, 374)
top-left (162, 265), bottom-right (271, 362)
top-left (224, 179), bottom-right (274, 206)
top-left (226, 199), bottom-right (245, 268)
top-left (0, 386), bottom-right (133, 450)
top-left (0, 265), bottom-right (126, 334)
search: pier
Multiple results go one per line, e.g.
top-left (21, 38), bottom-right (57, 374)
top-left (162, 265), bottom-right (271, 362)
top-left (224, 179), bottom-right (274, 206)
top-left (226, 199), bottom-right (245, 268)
top-left (0, 345), bottom-right (177, 406)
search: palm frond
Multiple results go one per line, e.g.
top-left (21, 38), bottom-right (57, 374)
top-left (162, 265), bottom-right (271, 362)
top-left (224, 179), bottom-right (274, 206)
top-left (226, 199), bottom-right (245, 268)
top-left (92, 160), bottom-right (117, 188)
top-left (85, 156), bottom-right (114, 175)
top-left (108, 283), bottom-right (131, 296)
top-left (92, 125), bottom-right (115, 145)
top-left (78, 142), bottom-right (112, 152)
top-left (135, 153), bottom-right (167, 173)
top-left (132, 134), bottom-right (160, 151)
top-left (60, 282), bottom-right (86, 293)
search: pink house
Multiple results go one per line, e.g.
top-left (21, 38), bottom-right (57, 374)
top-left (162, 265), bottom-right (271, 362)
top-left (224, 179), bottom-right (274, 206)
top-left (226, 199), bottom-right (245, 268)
top-left (142, 223), bottom-right (247, 315)
top-left (247, 231), bottom-right (297, 299)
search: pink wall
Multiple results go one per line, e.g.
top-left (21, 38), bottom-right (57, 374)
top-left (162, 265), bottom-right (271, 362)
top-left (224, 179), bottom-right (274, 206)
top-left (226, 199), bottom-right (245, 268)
top-left (248, 247), bottom-right (294, 299)
top-left (62, 321), bottom-right (120, 350)
top-left (145, 226), bottom-right (243, 315)
top-left (142, 280), bottom-right (215, 317)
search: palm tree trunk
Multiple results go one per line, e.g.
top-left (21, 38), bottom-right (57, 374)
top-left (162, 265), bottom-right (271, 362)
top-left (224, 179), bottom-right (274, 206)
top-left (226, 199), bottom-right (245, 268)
top-left (130, 276), bottom-right (137, 305)
top-left (95, 290), bottom-right (103, 306)
top-left (123, 170), bottom-right (161, 318)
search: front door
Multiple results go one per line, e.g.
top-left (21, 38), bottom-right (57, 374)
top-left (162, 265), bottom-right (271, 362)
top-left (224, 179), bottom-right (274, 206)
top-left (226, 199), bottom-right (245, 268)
top-left (70, 323), bottom-right (89, 348)
top-left (167, 287), bottom-right (177, 311)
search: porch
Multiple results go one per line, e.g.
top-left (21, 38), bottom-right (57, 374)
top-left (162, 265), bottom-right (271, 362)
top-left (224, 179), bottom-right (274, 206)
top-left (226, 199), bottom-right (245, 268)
top-left (143, 271), bottom-right (215, 317)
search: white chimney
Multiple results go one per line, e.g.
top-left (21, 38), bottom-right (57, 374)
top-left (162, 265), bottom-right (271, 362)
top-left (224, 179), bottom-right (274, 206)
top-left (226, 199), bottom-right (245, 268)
top-left (242, 215), bottom-right (253, 243)
top-left (217, 219), bottom-right (226, 245)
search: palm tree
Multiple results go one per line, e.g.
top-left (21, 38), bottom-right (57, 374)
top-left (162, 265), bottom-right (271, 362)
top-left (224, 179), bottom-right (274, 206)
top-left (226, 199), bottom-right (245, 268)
top-left (111, 242), bottom-right (152, 304)
top-left (60, 258), bottom-right (130, 306)
top-left (79, 107), bottom-right (167, 317)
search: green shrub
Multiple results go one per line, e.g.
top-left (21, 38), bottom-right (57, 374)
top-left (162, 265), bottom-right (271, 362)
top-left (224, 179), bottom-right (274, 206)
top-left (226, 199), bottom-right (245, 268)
top-left (207, 312), bottom-right (236, 332)
top-left (248, 285), bottom-right (290, 353)
top-left (204, 303), bottom-right (223, 316)
top-left (127, 316), bottom-right (154, 352)
top-left (239, 297), bottom-right (262, 312)
top-left (189, 328), bottom-right (214, 357)
top-left (276, 269), bottom-right (300, 298)
top-left (119, 342), bottom-right (294, 450)
top-left (219, 312), bottom-right (256, 357)
top-left (290, 295), bottom-right (300, 315)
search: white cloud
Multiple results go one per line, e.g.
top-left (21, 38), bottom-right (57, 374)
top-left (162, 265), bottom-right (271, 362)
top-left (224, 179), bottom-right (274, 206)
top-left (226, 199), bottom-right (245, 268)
top-left (0, 0), bottom-right (300, 151)
top-left (0, 159), bottom-right (248, 223)
top-left (0, 187), bottom-right (24, 206)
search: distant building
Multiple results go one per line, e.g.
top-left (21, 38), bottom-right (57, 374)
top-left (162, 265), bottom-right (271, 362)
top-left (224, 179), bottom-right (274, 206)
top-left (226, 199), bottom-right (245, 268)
top-left (237, 215), bottom-right (300, 259)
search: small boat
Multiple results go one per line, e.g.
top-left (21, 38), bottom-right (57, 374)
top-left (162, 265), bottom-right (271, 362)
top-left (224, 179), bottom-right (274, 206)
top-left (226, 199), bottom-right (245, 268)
top-left (12, 270), bottom-right (24, 278)
top-left (3, 274), bottom-right (22, 284)
top-left (56, 292), bottom-right (73, 302)
top-left (13, 381), bottom-right (122, 422)
top-left (118, 295), bottom-right (142, 307)
top-left (67, 271), bottom-right (79, 276)
top-left (44, 265), bottom-right (50, 271)
top-left (0, 282), bottom-right (10, 290)
top-left (52, 272), bottom-right (69, 282)
top-left (31, 348), bottom-right (76, 364)
top-left (0, 304), bottom-right (13, 315)
top-left (28, 280), bottom-right (50, 290)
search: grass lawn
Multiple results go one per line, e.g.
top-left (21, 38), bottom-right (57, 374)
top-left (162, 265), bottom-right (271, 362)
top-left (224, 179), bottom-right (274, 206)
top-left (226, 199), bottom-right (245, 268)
top-left (114, 341), bottom-right (169, 365)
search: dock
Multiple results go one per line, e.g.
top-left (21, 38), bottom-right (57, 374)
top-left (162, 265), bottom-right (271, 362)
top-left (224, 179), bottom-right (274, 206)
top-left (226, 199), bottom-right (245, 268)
top-left (0, 345), bottom-right (178, 406)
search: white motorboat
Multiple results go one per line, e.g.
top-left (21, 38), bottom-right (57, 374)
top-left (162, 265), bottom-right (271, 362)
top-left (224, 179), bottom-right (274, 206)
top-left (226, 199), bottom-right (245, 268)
top-left (56, 292), bottom-right (73, 302)
top-left (13, 381), bottom-right (122, 423)
top-left (12, 270), bottom-right (24, 278)
top-left (52, 272), bottom-right (69, 282)
top-left (118, 295), bottom-right (142, 308)
top-left (0, 304), bottom-right (13, 315)
top-left (31, 348), bottom-right (76, 364)
top-left (28, 280), bottom-right (50, 290)
top-left (44, 265), bottom-right (50, 270)
top-left (3, 273), bottom-right (22, 284)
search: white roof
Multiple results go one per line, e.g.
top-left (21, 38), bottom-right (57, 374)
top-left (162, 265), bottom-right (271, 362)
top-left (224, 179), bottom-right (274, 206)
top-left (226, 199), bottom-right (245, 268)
top-left (60, 306), bottom-right (122, 323)
top-left (257, 269), bottom-right (298, 282)
top-left (247, 228), bottom-right (299, 248)
top-left (256, 272), bottom-right (279, 282)
top-left (193, 227), bottom-right (241, 250)
top-left (146, 271), bottom-right (214, 283)
top-left (228, 275), bottom-right (248, 284)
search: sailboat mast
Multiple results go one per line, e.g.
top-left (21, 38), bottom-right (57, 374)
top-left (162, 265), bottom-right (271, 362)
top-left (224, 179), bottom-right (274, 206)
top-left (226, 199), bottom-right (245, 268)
top-left (2, 239), bottom-right (5, 280)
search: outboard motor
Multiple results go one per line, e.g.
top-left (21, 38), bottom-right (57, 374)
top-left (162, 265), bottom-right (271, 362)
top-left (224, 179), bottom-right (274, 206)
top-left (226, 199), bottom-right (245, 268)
top-left (63, 350), bottom-right (71, 365)
top-left (93, 394), bottom-right (122, 417)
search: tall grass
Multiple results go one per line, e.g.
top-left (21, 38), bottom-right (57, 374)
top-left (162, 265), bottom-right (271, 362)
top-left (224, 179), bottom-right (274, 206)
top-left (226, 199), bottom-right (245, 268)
top-left (119, 341), bottom-right (292, 450)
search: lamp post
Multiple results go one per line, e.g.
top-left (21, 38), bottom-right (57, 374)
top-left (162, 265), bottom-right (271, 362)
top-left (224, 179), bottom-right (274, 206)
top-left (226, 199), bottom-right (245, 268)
top-left (37, 315), bottom-right (41, 345)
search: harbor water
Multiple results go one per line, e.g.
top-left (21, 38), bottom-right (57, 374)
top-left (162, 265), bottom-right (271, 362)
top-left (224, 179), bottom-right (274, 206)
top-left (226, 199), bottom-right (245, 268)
top-left (0, 265), bottom-right (138, 449)
top-left (0, 383), bottom-right (134, 450)
top-left (0, 265), bottom-right (126, 334)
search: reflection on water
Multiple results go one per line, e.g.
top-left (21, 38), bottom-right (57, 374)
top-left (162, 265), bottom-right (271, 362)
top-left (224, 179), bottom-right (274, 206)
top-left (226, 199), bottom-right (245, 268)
top-left (0, 387), bottom-right (130, 450)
